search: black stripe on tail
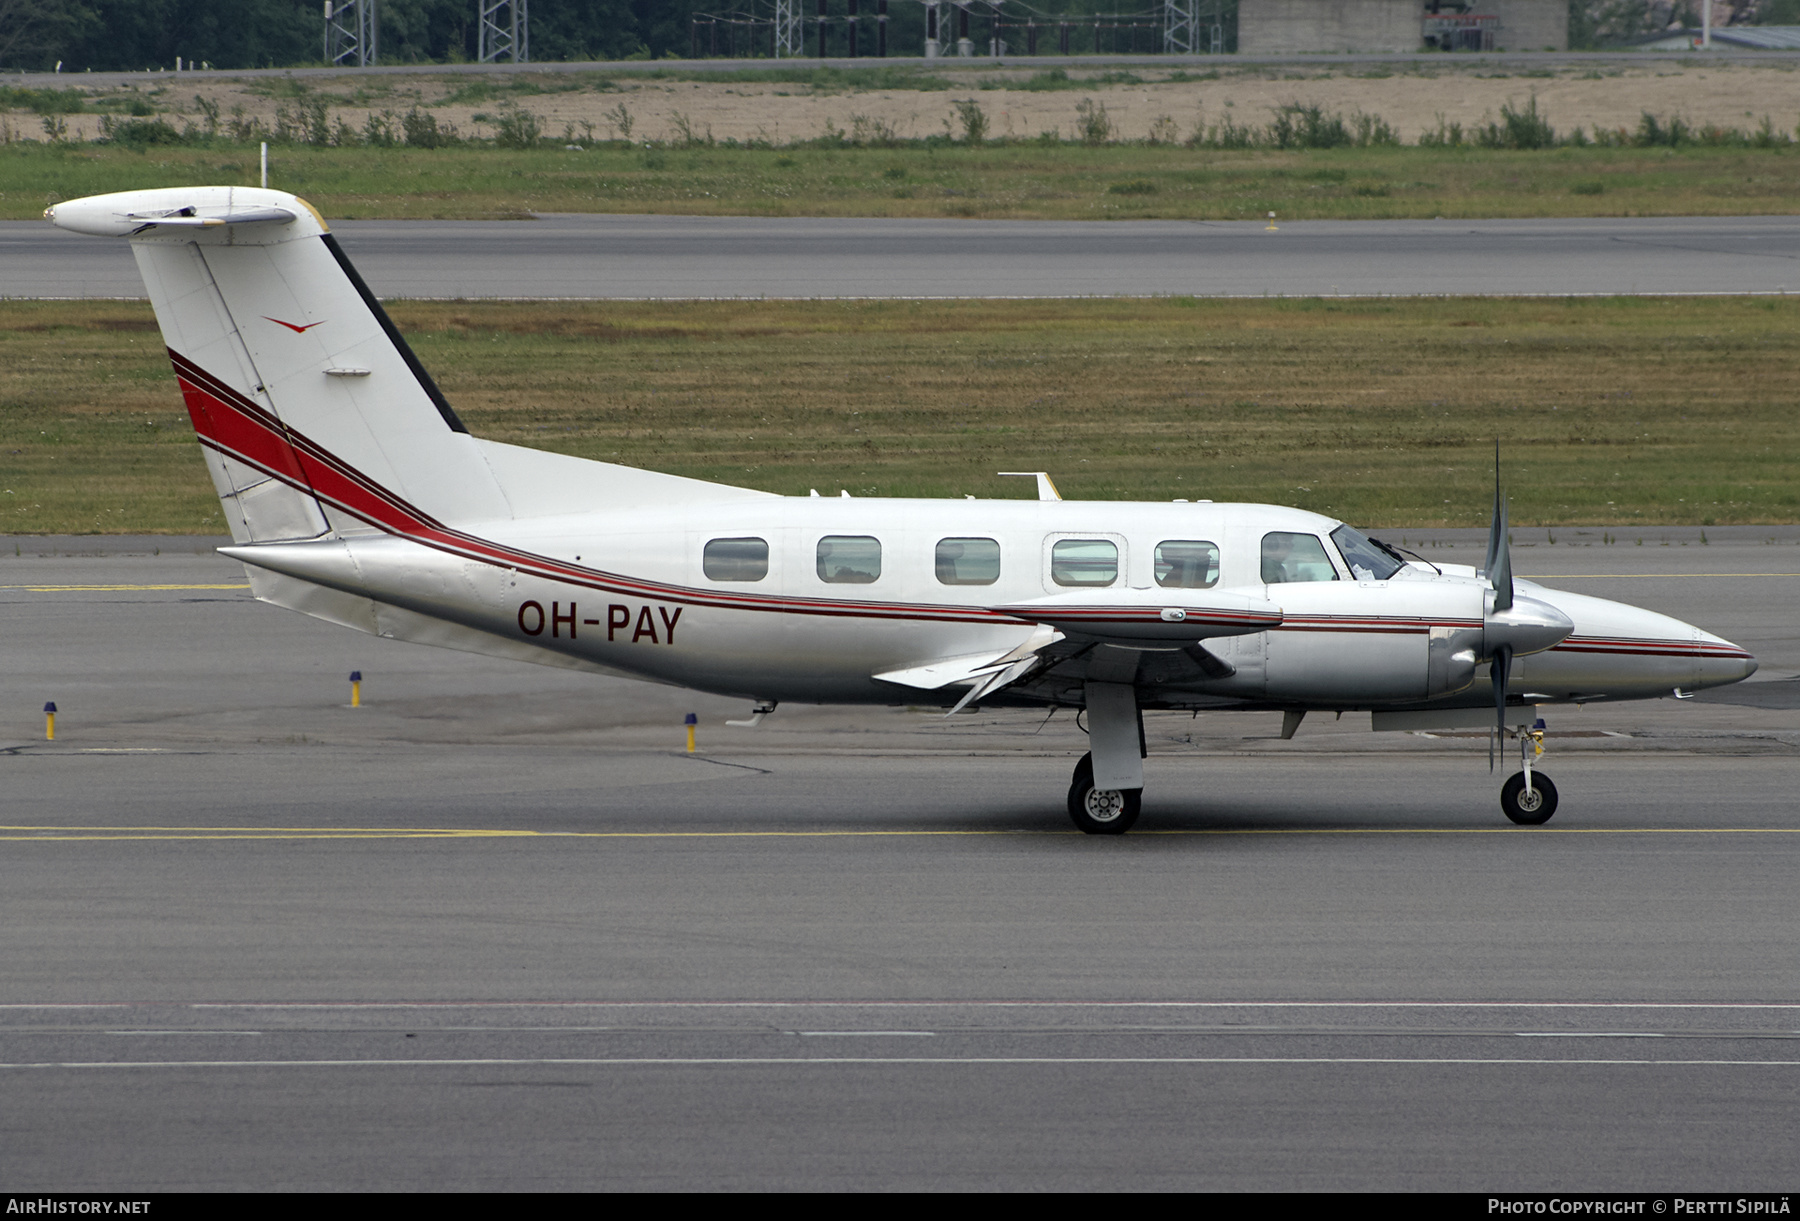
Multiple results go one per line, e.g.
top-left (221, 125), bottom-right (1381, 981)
top-left (319, 232), bottom-right (468, 435)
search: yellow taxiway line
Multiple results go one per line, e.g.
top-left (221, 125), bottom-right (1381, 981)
top-left (0, 583), bottom-right (252, 592)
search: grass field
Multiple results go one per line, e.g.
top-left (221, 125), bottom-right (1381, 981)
top-left (9, 141), bottom-right (1800, 221)
top-left (3, 296), bottom-right (1797, 536)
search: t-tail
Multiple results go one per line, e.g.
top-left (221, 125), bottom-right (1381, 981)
top-left (47, 186), bottom-right (765, 664)
top-left (48, 186), bottom-right (512, 545)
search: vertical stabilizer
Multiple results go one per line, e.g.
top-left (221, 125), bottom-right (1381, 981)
top-left (48, 187), bottom-right (511, 539)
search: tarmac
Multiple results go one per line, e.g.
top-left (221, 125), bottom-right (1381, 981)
top-left (10, 214), bottom-right (1800, 300)
top-left (1, 528), bottom-right (1796, 1189)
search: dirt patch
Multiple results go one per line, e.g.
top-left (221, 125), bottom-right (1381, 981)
top-left (20, 60), bottom-right (1800, 145)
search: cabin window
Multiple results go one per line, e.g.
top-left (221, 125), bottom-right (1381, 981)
top-left (817, 535), bottom-right (881, 584)
top-left (1154, 540), bottom-right (1220, 589)
top-left (936, 537), bottom-right (1001, 586)
top-left (1051, 538), bottom-right (1119, 587)
top-left (1261, 532), bottom-right (1338, 584)
top-left (703, 537), bottom-right (769, 582)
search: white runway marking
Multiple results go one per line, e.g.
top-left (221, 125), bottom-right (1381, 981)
top-left (794, 1031), bottom-right (938, 1037)
top-left (7, 1056), bottom-right (1800, 1070)
top-left (171, 1000), bottom-right (1800, 1012)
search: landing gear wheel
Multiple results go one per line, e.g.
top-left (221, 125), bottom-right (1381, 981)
top-left (1067, 752), bottom-right (1141, 835)
top-left (1501, 772), bottom-right (1558, 826)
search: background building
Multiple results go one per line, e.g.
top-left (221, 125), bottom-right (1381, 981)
top-left (1238, 0), bottom-right (1568, 53)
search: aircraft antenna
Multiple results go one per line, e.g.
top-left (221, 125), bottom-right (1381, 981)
top-left (998, 472), bottom-right (1062, 502)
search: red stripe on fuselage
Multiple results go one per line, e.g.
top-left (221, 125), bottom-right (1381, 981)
top-left (175, 348), bottom-right (1712, 648)
top-left (170, 349), bottom-right (1010, 624)
top-left (1551, 643), bottom-right (1750, 660)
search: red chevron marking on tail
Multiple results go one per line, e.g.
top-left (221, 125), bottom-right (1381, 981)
top-left (263, 316), bottom-right (326, 333)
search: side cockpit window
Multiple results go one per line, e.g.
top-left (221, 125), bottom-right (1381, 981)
top-left (818, 535), bottom-right (881, 584)
top-left (1261, 532), bottom-right (1338, 584)
top-left (1154, 540), bottom-right (1220, 589)
top-left (936, 537), bottom-right (1001, 586)
top-left (703, 537), bottom-right (769, 582)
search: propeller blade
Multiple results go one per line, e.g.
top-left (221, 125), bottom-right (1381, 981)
top-left (1486, 444), bottom-right (1514, 613)
top-left (1482, 493), bottom-right (1503, 582)
top-left (1491, 497), bottom-right (1514, 613)
top-left (1490, 643), bottom-right (1513, 772)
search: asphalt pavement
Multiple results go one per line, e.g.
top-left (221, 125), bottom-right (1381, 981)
top-left (9, 214), bottom-right (1800, 299)
top-left (1, 532), bottom-right (1796, 1188)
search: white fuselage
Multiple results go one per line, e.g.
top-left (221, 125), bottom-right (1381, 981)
top-left (41, 184), bottom-right (1753, 724)
top-left (241, 492), bottom-right (1754, 713)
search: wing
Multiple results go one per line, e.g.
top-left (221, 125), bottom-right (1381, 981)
top-left (874, 587), bottom-right (1283, 716)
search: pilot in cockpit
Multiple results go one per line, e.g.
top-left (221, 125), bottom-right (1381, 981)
top-left (1261, 533), bottom-right (1296, 583)
top-left (1262, 531), bottom-right (1336, 584)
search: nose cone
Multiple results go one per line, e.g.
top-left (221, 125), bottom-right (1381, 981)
top-left (1694, 629), bottom-right (1759, 689)
top-left (1486, 593), bottom-right (1575, 658)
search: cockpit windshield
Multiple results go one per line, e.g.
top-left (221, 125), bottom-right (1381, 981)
top-left (1331, 525), bottom-right (1407, 582)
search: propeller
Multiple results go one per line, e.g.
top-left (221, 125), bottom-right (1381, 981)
top-left (1489, 642), bottom-right (1511, 772)
top-left (1480, 446), bottom-right (1569, 770)
top-left (1483, 449), bottom-right (1513, 614)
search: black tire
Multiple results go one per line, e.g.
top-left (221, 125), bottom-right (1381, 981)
top-left (1067, 752), bottom-right (1142, 835)
top-left (1501, 772), bottom-right (1558, 826)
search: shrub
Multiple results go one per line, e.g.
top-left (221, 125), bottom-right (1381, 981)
top-left (98, 117), bottom-right (185, 148)
top-left (362, 110), bottom-right (399, 148)
top-left (401, 107), bottom-right (456, 149)
top-left (950, 98), bottom-right (987, 144)
top-left (1352, 112), bottom-right (1400, 147)
top-left (494, 106), bottom-right (544, 149)
top-left (1636, 111), bottom-right (1687, 147)
top-left (1418, 115), bottom-right (1465, 148)
top-left (1475, 96), bottom-right (1555, 150)
top-left (850, 114), bottom-right (901, 147)
top-left (1269, 104), bottom-right (1350, 150)
top-left (0, 87), bottom-right (85, 115)
top-left (1075, 97), bottom-right (1111, 146)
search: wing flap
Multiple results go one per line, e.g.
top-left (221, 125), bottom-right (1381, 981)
top-left (875, 652), bottom-right (1015, 692)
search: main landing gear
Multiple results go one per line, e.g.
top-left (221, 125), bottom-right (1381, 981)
top-left (1500, 717), bottom-right (1557, 825)
top-left (1068, 752), bottom-right (1141, 835)
top-left (1067, 678), bottom-right (1145, 835)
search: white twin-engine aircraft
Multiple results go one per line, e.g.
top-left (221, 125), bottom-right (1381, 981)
top-left (50, 186), bottom-right (1758, 833)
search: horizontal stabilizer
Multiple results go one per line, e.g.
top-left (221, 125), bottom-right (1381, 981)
top-left (47, 189), bottom-right (300, 237)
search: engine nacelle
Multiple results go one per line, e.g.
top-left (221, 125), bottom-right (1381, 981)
top-left (1428, 625), bottom-right (1482, 697)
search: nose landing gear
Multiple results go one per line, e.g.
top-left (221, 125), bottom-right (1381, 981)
top-left (1501, 771), bottom-right (1558, 824)
top-left (1501, 717), bottom-right (1556, 825)
top-left (1067, 752), bottom-right (1141, 835)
